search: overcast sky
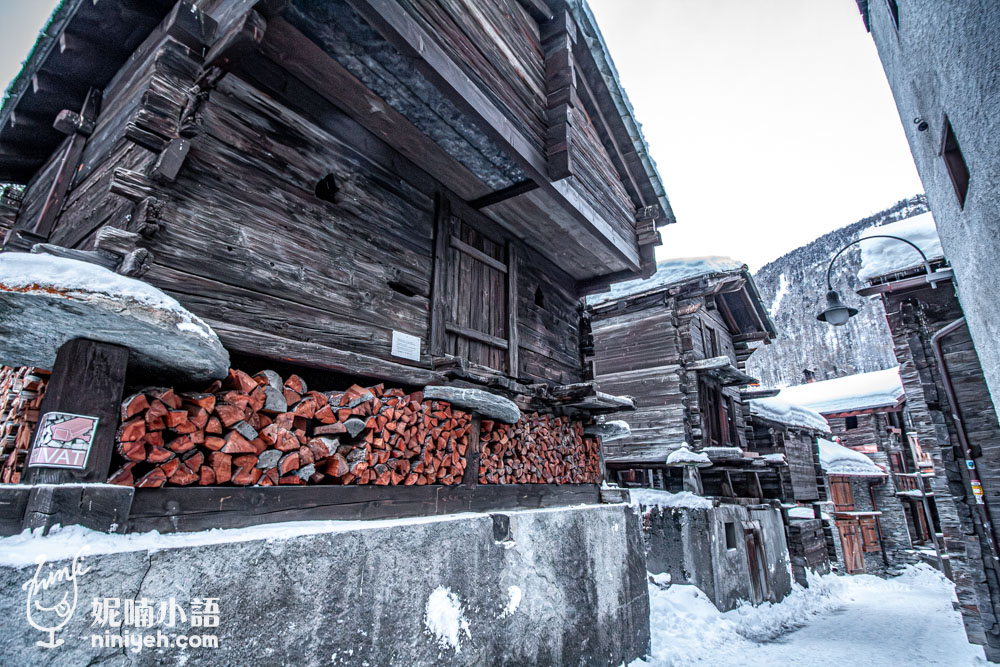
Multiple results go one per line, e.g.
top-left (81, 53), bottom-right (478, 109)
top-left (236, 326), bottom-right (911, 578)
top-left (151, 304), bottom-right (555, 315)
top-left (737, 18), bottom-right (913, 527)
top-left (0, 1), bottom-right (922, 270)
top-left (589, 0), bottom-right (923, 269)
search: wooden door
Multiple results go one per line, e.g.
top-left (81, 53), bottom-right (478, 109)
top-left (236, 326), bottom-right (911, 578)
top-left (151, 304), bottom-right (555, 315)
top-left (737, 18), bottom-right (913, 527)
top-left (744, 528), bottom-right (767, 604)
top-left (431, 196), bottom-right (518, 375)
top-left (838, 521), bottom-right (865, 574)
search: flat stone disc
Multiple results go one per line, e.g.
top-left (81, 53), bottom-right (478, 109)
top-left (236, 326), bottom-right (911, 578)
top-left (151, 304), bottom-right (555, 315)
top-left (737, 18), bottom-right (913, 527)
top-left (0, 253), bottom-right (229, 381)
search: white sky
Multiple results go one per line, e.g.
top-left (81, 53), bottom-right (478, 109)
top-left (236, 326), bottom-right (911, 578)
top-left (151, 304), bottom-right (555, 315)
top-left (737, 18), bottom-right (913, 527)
top-left (1, 1), bottom-right (922, 270)
top-left (589, 0), bottom-right (923, 269)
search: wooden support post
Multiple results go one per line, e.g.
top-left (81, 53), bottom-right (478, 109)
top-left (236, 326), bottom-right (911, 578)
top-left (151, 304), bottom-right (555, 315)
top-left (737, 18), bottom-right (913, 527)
top-left (21, 339), bottom-right (129, 485)
top-left (462, 414), bottom-right (482, 487)
top-left (30, 88), bottom-right (102, 239)
top-left (507, 242), bottom-right (520, 378)
top-left (430, 195), bottom-right (451, 357)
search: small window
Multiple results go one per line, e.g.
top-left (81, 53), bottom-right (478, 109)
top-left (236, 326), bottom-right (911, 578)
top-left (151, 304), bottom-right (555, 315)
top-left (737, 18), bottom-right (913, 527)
top-left (885, 0), bottom-right (899, 29)
top-left (845, 416), bottom-right (858, 430)
top-left (724, 521), bottom-right (738, 550)
top-left (941, 117), bottom-right (970, 208)
top-left (534, 286), bottom-right (544, 308)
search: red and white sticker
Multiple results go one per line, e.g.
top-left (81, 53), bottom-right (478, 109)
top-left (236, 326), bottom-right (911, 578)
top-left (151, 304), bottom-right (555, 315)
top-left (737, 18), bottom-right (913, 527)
top-left (28, 412), bottom-right (99, 470)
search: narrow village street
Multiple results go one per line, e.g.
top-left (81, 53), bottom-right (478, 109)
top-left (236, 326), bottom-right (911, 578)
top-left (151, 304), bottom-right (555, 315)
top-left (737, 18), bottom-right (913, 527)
top-left (639, 565), bottom-right (986, 666)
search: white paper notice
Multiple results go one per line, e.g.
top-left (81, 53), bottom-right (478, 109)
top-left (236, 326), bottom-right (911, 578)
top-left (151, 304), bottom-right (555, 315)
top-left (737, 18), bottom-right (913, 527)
top-left (391, 330), bottom-right (422, 361)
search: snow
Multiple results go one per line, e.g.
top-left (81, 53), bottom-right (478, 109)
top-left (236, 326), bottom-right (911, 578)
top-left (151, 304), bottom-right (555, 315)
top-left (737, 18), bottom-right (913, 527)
top-left (777, 367), bottom-right (905, 414)
top-left (768, 272), bottom-right (789, 317)
top-left (748, 396), bottom-right (830, 433)
top-left (0, 253), bottom-right (216, 340)
top-left (0, 514), bottom-right (485, 568)
top-left (858, 213), bottom-right (944, 281)
top-left (505, 585), bottom-right (522, 617)
top-left (635, 564), bottom-right (985, 666)
top-left (424, 587), bottom-right (470, 652)
top-left (818, 438), bottom-right (885, 477)
top-left (786, 506), bottom-right (830, 521)
top-left (587, 256), bottom-right (745, 306)
top-left (666, 446), bottom-right (711, 466)
top-left (761, 453), bottom-right (786, 463)
top-left (629, 489), bottom-right (714, 510)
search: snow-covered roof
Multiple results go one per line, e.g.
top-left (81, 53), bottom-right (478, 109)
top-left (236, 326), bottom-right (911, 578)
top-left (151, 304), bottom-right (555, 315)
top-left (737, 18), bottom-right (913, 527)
top-left (818, 438), bottom-right (885, 477)
top-left (748, 397), bottom-right (830, 433)
top-left (777, 367), bottom-right (904, 415)
top-left (858, 213), bottom-right (944, 281)
top-left (587, 256), bottom-right (746, 306)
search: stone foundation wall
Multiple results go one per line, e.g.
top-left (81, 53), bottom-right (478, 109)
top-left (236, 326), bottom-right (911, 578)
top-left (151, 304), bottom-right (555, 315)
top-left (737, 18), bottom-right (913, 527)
top-left (0, 504), bottom-right (649, 666)
top-left (638, 502), bottom-right (792, 611)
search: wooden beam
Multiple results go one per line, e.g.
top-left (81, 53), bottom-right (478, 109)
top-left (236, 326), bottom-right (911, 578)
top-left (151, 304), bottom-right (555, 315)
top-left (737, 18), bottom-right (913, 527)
top-left (29, 87), bottom-right (102, 238)
top-left (343, 0), bottom-right (640, 270)
top-left (446, 323), bottom-right (509, 350)
top-left (468, 180), bottom-right (538, 209)
top-left (126, 483), bottom-right (602, 533)
top-left (462, 415), bottom-right (482, 486)
top-left (210, 320), bottom-right (445, 386)
top-left (430, 195), bottom-right (451, 357)
top-left (507, 242), bottom-right (520, 377)
top-left (450, 235), bottom-right (508, 273)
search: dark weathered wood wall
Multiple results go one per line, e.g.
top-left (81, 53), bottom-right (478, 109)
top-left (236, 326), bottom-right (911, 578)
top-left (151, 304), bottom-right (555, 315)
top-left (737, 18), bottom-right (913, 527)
top-left (12, 2), bottom-right (590, 389)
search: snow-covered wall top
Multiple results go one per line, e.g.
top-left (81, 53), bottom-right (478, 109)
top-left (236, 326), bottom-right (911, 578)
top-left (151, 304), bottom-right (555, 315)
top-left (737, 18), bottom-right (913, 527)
top-left (777, 367), bottom-right (904, 415)
top-left (587, 256), bottom-right (745, 306)
top-left (748, 396), bottom-right (830, 433)
top-left (858, 212), bottom-right (944, 281)
top-left (818, 438), bottom-right (885, 476)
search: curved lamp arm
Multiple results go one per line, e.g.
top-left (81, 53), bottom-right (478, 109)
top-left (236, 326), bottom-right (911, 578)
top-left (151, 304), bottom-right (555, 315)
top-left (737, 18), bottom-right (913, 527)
top-left (825, 234), bottom-right (932, 290)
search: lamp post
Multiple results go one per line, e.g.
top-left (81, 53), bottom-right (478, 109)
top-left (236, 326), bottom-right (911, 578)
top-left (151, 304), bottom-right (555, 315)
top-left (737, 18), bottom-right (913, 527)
top-left (817, 234), bottom-right (940, 325)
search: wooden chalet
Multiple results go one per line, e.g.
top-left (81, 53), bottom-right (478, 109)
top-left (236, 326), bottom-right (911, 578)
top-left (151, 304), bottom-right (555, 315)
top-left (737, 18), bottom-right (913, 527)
top-left (745, 395), bottom-right (833, 585)
top-left (818, 436), bottom-right (892, 575)
top-left (857, 214), bottom-right (1000, 654)
top-left (0, 0), bottom-right (673, 532)
top-left (585, 257), bottom-right (776, 490)
top-left (779, 368), bottom-right (940, 565)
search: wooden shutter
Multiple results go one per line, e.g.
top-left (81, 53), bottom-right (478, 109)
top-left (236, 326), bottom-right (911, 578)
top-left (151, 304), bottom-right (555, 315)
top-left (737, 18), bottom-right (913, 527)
top-left (430, 196), bottom-right (519, 375)
top-left (830, 478), bottom-right (854, 511)
top-left (839, 522), bottom-right (866, 574)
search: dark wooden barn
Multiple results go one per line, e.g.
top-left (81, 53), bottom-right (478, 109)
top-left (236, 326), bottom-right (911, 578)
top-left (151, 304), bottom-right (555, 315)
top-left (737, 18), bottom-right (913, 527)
top-left (585, 257), bottom-right (776, 489)
top-left (0, 0), bottom-right (673, 532)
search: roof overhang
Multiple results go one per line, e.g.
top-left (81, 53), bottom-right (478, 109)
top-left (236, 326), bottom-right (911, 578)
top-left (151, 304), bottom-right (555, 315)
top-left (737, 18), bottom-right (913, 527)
top-left (689, 355), bottom-right (757, 387)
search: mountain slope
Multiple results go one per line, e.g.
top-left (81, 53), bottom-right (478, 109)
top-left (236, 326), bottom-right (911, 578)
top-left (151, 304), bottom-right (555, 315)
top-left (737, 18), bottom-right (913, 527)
top-left (747, 195), bottom-right (929, 388)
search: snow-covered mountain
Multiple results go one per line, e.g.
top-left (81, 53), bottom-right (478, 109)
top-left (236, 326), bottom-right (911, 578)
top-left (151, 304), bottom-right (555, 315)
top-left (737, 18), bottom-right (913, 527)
top-left (747, 195), bottom-right (929, 388)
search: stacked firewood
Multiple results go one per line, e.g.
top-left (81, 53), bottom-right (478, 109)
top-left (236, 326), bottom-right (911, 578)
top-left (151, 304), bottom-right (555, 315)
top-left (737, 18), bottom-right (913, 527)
top-left (479, 414), bottom-right (600, 484)
top-left (110, 368), bottom-right (471, 487)
top-left (0, 366), bottom-right (50, 483)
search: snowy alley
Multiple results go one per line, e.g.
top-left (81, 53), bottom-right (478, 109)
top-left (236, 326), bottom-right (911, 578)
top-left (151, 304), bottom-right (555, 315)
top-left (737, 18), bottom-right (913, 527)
top-left (638, 565), bottom-right (986, 666)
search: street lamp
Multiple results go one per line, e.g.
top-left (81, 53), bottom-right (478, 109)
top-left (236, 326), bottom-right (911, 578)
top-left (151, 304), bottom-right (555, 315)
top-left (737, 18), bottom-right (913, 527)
top-left (817, 234), bottom-right (938, 326)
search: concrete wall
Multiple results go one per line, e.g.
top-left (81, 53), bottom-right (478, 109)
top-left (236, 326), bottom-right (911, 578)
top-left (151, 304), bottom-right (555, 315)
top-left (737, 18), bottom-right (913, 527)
top-left (862, 0), bottom-right (1000, 419)
top-left (0, 504), bottom-right (650, 666)
top-left (640, 502), bottom-right (792, 611)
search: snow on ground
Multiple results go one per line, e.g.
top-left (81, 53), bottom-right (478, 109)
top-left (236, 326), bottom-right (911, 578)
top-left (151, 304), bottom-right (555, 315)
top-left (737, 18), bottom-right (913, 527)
top-left (777, 367), bottom-right (904, 414)
top-left (424, 586), bottom-right (470, 652)
top-left (666, 446), bottom-right (711, 466)
top-left (587, 257), bottom-right (745, 306)
top-left (629, 489), bottom-right (714, 510)
top-left (818, 438), bottom-right (886, 476)
top-left (858, 212), bottom-right (944, 281)
top-left (748, 396), bottom-right (830, 432)
top-left (636, 564), bottom-right (985, 666)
